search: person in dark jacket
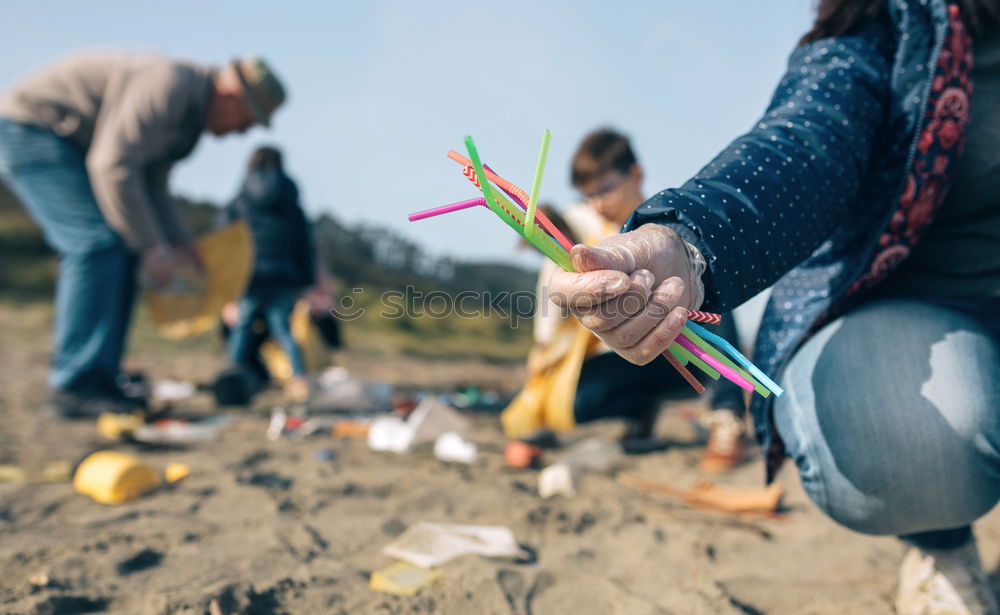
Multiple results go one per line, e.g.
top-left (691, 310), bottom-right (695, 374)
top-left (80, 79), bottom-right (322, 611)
top-left (224, 146), bottom-right (315, 403)
top-left (549, 1), bottom-right (1000, 613)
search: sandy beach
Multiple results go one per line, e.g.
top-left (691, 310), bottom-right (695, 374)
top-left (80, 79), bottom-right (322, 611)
top-left (3, 302), bottom-right (1000, 615)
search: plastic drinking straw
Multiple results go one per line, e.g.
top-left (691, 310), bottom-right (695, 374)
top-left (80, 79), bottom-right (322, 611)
top-left (456, 154), bottom-right (573, 271)
top-left (669, 341), bottom-right (720, 380)
top-left (681, 324), bottom-right (769, 398)
top-left (685, 309), bottom-right (722, 325)
top-left (453, 136), bottom-right (710, 396)
top-left (472, 161), bottom-right (573, 253)
top-left (676, 333), bottom-right (754, 392)
top-left (463, 137), bottom-right (574, 272)
top-left (668, 344), bottom-right (690, 365)
top-left (663, 349), bottom-right (706, 394)
top-left (448, 151), bottom-right (575, 252)
top-left (483, 164), bottom-right (527, 206)
top-left (685, 321), bottom-right (784, 397)
top-left (408, 197), bottom-right (485, 221)
top-left (524, 129), bottom-right (551, 241)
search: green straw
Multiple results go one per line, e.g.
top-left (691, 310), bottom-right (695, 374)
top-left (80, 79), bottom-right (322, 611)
top-left (680, 327), bottom-right (770, 398)
top-left (669, 342), bottom-right (720, 380)
top-left (524, 129), bottom-right (551, 241)
top-left (464, 136), bottom-right (573, 272)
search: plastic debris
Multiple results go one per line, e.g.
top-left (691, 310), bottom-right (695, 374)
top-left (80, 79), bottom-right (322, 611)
top-left (504, 441), bottom-right (543, 469)
top-left (73, 451), bottom-right (160, 505)
top-left (153, 380), bottom-right (196, 401)
top-left (27, 571), bottom-right (50, 588)
top-left (367, 397), bottom-right (468, 454)
top-left (433, 432), bottom-right (477, 464)
top-left (164, 462), bottom-right (191, 483)
top-left (382, 522), bottom-right (524, 569)
top-left (538, 463), bottom-right (578, 499)
top-left (267, 409), bottom-right (334, 441)
top-left (0, 465), bottom-right (27, 484)
top-left (97, 412), bottom-right (144, 440)
top-left (367, 416), bottom-right (412, 453)
top-left (407, 398), bottom-right (469, 446)
top-left (314, 448), bottom-right (336, 461)
top-left (134, 416), bottom-right (228, 444)
top-left (39, 460), bottom-right (73, 483)
top-left (332, 419), bottom-right (370, 440)
top-left (370, 561), bottom-right (441, 596)
top-left (308, 366), bottom-right (393, 414)
top-left (557, 438), bottom-right (623, 473)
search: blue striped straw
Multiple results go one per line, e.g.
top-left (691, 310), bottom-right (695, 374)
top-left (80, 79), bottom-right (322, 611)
top-left (684, 321), bottom-right (784, 397)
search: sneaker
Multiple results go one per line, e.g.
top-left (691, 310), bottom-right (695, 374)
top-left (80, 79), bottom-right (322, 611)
top-left (896, 539), bottom-right (1000, 615)
top-left (698, 409), bottom-right (747, 474)
top-left (47, 380), bottom-right (147, 420)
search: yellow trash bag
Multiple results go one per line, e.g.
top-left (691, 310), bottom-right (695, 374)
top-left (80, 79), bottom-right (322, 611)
top-left (500, 321), bottom-right (603, 439)
top-left (259, 299), bottom-right (331, 382)
top-left (146, 222), bottom-right (253, 339)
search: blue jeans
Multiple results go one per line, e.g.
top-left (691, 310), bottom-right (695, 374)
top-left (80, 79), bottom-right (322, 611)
top-left (775, 296), bottom-right (1000, 549)
top-left (0, 118), bottom-right (138, 391)
top-left (229, 284), bottom-right (307, 378)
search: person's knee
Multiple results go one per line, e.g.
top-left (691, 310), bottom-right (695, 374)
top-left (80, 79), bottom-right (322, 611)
top-left (798, 395), bottom-right (1000, 536)
top-left (778, 299), bottom-right (1000, 536)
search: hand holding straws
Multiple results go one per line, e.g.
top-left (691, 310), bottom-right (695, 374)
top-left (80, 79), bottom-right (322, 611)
top-left (409, 132), bottom-right (782, 399)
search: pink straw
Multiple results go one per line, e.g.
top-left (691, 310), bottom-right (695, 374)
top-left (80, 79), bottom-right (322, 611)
top-left (675, 332), bottom-right (754, 392)
top-left (408, 198), bottom-right (485, 221)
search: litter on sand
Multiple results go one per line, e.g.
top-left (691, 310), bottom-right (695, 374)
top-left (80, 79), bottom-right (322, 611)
top-left (370, 562), bottom-right (442, 596)
top-left (73, 451), bottom-right (161, 505)
top-left (433, 432), bottom-right (477, 464)
top-left (382, 522), bottom-right (524, 569)
top-left (367, 397), bottom-right (468, 454)
top-left (538, 463), bottom-right (578, 499)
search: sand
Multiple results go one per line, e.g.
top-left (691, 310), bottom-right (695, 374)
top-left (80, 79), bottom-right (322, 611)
top-left (2, 303), bottom-right (999, 615)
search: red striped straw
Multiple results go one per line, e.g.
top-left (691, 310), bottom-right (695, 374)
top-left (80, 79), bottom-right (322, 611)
top-left (685, 309), bottom-right (722, 325)
top-left (447, 150), bottom-right (576, 253)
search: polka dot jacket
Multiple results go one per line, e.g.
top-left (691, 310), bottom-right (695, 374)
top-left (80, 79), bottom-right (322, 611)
top-left (624, 0), bottom-right (974, 480)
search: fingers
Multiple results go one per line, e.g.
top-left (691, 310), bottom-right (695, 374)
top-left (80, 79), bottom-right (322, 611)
top-left (595, 276), bottom-right (687, 348)
top-left (548, 268), bottom-right (631, 310)
top-left (571, 243), bottom-right (637, 273)
top-left (577, 269), bottom-right (655, 332)
top-left (615, 305), bottom-right (689, 366)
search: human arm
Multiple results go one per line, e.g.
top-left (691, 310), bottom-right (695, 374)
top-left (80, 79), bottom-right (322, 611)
top-left (85, 62), bottom-right (194, 252)
top-left (549, 21), bottom-right (894, 363)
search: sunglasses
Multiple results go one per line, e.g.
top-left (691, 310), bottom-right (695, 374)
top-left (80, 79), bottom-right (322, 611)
top-left (582, 172), bottom-right (629, 201)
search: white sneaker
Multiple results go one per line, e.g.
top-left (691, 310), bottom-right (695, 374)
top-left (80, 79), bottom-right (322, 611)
top-left (896, 539), bottom-right (1000, 615)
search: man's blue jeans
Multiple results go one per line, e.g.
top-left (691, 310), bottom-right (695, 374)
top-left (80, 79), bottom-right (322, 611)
top-left (775, 296), bottom-right (1000, 549)
top-left (0, 118), bottom-right (137, 391)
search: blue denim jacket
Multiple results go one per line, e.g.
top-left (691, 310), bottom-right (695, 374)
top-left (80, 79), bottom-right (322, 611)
top-left (624, 0), bottom-right (974, 480)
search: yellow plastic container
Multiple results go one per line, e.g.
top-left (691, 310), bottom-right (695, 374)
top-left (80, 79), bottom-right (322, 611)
top-left (73, 451), bottom-right (160, 505)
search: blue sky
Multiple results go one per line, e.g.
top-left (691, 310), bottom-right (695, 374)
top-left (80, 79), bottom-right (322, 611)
top-left (3, 1), bottom-right (815, 268)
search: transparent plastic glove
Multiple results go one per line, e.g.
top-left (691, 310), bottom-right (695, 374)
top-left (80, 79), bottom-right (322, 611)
top-left (548, 223), bottom-right (706, 365)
